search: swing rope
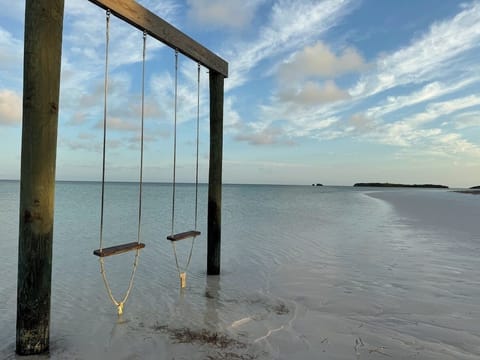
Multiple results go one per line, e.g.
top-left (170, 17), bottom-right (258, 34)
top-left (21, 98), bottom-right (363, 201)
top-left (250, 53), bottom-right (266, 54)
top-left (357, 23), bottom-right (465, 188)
top-left (171, 49), bottom-right (178, 236)
top-left (170, 55), bottom-right (201, 282)
top-left (97, 9), bottom-right (146, 315)
top-left (98, 9), bottom-right (110, 255)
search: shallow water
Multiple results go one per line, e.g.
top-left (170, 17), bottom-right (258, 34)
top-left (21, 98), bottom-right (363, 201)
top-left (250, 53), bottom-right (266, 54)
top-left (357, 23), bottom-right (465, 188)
top-left (1, 182), bottom-right (479, 359)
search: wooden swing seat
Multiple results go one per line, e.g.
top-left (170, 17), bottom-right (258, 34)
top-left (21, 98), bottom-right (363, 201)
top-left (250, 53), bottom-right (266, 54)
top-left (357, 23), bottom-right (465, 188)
top-left (93, 242), bottom-right (145, 257)
top-left (167, 230), bottom-right (201, 242)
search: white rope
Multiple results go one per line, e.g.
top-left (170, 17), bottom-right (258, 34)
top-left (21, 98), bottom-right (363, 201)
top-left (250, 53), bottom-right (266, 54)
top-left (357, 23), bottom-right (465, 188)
top-left (169, 60), bottom-right (201, 284)
top-left (171, 49), bottom-right (178, 236)
top-left (97, 18), bottom-right (146, 315)
top-left (183, 63), bottom-right (201, 271)
top-left (194, 63), bottom-right (200, 230)
top-left (99, 9), bottom-right (110, 253)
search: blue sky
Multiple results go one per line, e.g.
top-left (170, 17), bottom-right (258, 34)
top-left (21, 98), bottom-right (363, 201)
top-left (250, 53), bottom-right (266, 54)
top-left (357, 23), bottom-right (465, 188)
top-left (1, 0), bottom-right (479, 186)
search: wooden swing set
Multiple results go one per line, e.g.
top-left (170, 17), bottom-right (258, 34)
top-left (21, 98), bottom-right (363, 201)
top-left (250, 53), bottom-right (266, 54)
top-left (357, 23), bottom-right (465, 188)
top-left (16, 0), bottom-right (228, 355)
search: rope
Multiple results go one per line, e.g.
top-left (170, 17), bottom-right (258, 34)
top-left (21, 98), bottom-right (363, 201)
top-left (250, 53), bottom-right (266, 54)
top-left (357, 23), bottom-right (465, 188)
top-left (99, 9), bottom-right (110, 252)
top-left (182, 63), bottom-right (201, 271)
top-left (194, 63), bottom-right (200, 230)
top-left (169, 62), bottom-right (201, 283)
top-left (138, 31), bottom-right (147, 245)
top-left (97, 16), bottom-right (146, 315)
top-left (171, 49), bottom-right (179, 236)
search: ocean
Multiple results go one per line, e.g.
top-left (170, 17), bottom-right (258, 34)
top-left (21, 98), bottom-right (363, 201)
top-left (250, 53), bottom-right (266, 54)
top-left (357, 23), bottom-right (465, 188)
top-left (1, 181), bottom-right (479, 359)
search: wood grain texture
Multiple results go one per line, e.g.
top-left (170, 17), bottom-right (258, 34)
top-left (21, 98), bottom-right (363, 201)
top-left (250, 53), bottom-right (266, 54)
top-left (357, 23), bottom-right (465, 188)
top-left (167, 230), bottom-right (201, 241)
top-left (16, 0), bottom-right (65, 355)
top-left (88, 0), bottom-right (228, 77)
top-left (93, 242), bottom-right (145, 257)
top-left (207, 71), bottom-right (224, 275)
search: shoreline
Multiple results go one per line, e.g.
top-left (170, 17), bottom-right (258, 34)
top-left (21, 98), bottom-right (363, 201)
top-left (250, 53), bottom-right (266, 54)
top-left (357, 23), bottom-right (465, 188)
top-left (366, 189), bottom-right (480, 235)
top-left (452, 190), bottom-right (480, 195)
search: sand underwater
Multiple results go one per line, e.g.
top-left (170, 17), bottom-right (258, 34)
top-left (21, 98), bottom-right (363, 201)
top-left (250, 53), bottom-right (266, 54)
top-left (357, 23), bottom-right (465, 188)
top-left (1, 183), bottom-right (479, 359)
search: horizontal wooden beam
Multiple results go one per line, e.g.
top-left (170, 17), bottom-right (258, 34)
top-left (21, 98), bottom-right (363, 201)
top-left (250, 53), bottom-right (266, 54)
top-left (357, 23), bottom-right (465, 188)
top-left (87, 0), bottom-right (228, 77)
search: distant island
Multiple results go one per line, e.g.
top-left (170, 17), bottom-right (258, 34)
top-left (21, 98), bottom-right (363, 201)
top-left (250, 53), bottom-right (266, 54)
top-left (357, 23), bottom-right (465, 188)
top-left (354, 182), bottom-right (449, 189)
top-left (470, 185), bottom-right (480, 189)
top-left (312, 183), bottom-right (323, 186)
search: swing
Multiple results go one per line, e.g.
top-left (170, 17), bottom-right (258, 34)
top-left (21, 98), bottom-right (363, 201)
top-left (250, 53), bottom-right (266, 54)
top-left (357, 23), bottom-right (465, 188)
top-left (167, 50), bottom-right (201, 289)
top-left (93, 10), bottom-right (146, 315)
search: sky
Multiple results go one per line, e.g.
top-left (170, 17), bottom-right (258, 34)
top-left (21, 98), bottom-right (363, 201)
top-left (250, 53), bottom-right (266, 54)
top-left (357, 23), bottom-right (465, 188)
top-left (0, 0), bottom-right (480, 187)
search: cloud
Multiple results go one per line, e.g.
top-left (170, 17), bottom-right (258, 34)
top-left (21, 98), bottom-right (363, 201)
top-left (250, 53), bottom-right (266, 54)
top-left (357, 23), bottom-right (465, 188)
top-left (0, 27), bottom-right (23, 87)
top-left (226, 0), bottom-right (353, 90)
top-left (453, 111), bottom-right (480, 129)
top-left (0, 27), bottom-right (22, 67)
top-left (224, 96), bottom-right (242, 129)
top-left (350, 2), bottom-right (480, 98)
top-left (348, 101), bottom-right (480, 161)
top-left (278, 42), bottom-right (367, 81)
top-left (0, 89), bottom-right (21, 125)
top-left (348, 113), bottom-right (377, 133)
top-left (187, 0), bottom-right (262, 29)
top-left (380, 122), bottom-right (442, 147)
top-left (234, 125), bottom-right (294, 146)
top-left (95, 116), bottom-right (139, 132)
top-left (346, 95), bottom-right (480, 148)
top-left (406, 94), bottom-right (480, 127)
top-left (278, 80), bottom-right (350, 105)
top-left (366, 77), bottom-right (479, 119)
top-left (432, 133), bottom-right (480, 157)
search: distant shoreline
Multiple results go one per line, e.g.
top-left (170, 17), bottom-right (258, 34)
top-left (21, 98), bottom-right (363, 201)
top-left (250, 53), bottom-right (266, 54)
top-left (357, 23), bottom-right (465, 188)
top-left (354, 182), bottom-right (449, 189)
top-left (452, 190), bottom-right (480, 195)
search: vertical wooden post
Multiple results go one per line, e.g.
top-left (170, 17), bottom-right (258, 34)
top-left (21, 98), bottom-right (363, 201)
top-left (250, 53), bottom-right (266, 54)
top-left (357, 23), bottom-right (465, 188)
top-left (16, 0), bottom-right (64, 355)
top-left (207, 71), bottom-right (224, 275)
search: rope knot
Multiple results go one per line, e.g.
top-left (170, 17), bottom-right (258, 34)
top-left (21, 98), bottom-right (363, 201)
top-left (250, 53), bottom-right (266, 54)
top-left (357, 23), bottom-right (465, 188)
top-left (117, 302), bottom-right (124, 315)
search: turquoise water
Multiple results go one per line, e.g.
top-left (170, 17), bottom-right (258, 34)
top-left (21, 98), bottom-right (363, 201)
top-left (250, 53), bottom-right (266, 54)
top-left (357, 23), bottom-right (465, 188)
top-left (1, 181), bottom-right (479, 359)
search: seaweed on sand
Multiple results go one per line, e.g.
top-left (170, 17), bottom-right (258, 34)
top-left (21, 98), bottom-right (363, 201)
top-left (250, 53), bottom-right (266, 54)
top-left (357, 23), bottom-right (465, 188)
top-left (206, 352), bottom-right (258, 360)
top-left (151, 324), bottom-right (246, 349)
top-left (151, 324), bottom-right (259, 360)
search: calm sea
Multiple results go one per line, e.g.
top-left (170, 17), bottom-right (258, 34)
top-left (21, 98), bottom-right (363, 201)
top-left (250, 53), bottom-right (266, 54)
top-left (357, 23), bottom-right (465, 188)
top-left (1, 181), bottom-right (479, 359)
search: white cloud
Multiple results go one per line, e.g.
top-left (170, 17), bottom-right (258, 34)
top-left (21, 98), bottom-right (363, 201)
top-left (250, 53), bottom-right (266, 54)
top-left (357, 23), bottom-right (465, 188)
top-left (279, 42), bottom-right (367, 81)
top-left (278, 80), bottom-right (350, 105)
top-left (226, 0), bottom-right (353, 90)
top-left (0, 89), bottom-right (21, 125)
top-left (453, 111), bottom-right (480, 129)
top-left (0, 27), bottom-right (23, 87)
top-left (366, 77), bottom-right (479, 118)
top-left (0, 28), bottom-right (22, 67)
top-left (187, 0), bottom-right (263, 29)
top-left (432, 133), bottom-right (480, 157)
top-left (347, 94), bottom-right (480, 149)
top-left (350, 2), bottom-right (480, 98)
top-left (348, 113), bottom-right (377, 133)
top-left (220, 0), bottom-right (354, 143)
top-left (234, 126), bottom-right (293, 146)
top-left (224, 97), bottom-right (242, 129)
top-left (379, 122), bottom-right (442, 147)
top-left (407, 95), bottom-right (480, 127)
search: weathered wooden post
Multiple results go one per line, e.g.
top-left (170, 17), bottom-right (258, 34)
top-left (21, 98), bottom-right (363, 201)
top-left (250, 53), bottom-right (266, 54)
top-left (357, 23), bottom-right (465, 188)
top-left (16, 0), bottom-right (64, 354)
top-left (207, 71), bottom-right (224, 275)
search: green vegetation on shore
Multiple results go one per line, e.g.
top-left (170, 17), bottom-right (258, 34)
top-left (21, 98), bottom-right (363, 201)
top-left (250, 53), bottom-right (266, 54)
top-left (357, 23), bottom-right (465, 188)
top-left (354, 182), bottom-right (449, 189)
